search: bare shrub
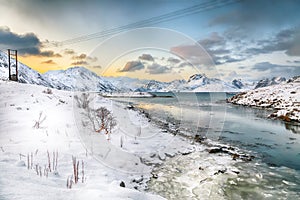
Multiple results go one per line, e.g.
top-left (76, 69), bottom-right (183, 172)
top-left (81, 160), bottom-right (85, 183)
top-left (95, 107), bottom-right (116, 136)
top-left (74, 93), bottom-right (93, 110)
top-left (72, 156), bottom-right (79, 184)
top-left (67, 175), bottom-right (73, 189)
top-left (33, 112), bottom-right (46, 129)
top-left (47, 150), bottom-right (51, 172)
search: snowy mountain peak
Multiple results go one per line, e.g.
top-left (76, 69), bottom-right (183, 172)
top-left (44, 66), bottom-right (117, 92)
top-left (187, 74), bottom-right (207, 82)
top-left (255, 76), bottom-right (286, 89)
top-left (232, 79), bottom-right (244, 89)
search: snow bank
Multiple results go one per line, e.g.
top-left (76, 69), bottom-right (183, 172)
top-left (227, 78), bottom-right (300, 122)
top-left (0, 80), bottom-right (164, 200)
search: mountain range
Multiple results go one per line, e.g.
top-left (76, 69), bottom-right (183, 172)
top-left (0, 51), bottom-right (288, 93)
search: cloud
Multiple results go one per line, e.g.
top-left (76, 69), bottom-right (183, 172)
top-left (119, 61), bottom-right (144, 72)
top-left (138, 54), bottom-right (154, 61)
top-left (177, 62), bottom-right (193, 68)
top-left (71, 53), bottom-right (97, 63)
top-left (71, 61), bottom-right (88, 66)
top-left (167, 57), bottom-right (181, 64)
top-left (41, 59), bottom-right (56, 65)
top-left (72, 53), bottom-right (87, 60)
top-left (209, 0), bottom-right (300, 31)
top-left (251, 62), bottom-right (300, 78)
top-left (0, 26), bottom-right (61, 57)
top-left (90, 65), bottom-right (102, 69)
top-left (170, 45), bottom-right (214, 66)
top-left (39, 50), bottom-right (62, 57)
top-left (198, 32), bottom-right (225, 49)
top-left (244, 27), bottom-right (300, 57)
top-left (63, 48), bottom-right (75, 55)
top-left (86, 56), bottom-right (98, 62)
top-left (146, 63), bottom-right (171, 74)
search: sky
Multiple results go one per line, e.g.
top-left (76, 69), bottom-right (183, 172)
top-left (0, 0), bottom-right (300, 82)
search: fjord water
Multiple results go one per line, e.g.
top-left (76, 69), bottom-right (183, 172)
top-left (113, 92), bottom-right (300, 198)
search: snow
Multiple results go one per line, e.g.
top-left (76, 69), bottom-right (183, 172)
top-left (0, 51), bottom-right (117, 93)
top-left (0, 80), bottom-right (243, 199)
top-left (44, 67), bottom-right (117, 92)
top-left (228, 78), bottom-right (300, 122)
top-left (0, 80), bottom-right (164, 200)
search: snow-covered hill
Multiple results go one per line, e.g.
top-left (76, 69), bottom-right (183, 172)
top-left (0, 51), bottom-right (52, 87)
top-left (44, 67), bottom-right (117, 92)
top-left (0, 51), bottom-right (117, 92)
top-left (254, 76), bottom-right (286, 89)
top-left (228, 76), bottom-right (300, 122)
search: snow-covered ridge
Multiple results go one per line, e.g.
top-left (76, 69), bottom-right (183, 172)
top-left (0, 51), bottom-right (117, 92)
top-left (227, 77), bottom-right (300, 122)
top-left (254, 76), bottom-right (286, 89)
top-left (135, 74), bottom-right (254, 92)
top-left (44, 67), bottom-right (117, 92)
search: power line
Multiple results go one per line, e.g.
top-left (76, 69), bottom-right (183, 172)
top-left (47, 0), bottom-right (241, 47)
top-left (1, 0), bottom-right (242, 52)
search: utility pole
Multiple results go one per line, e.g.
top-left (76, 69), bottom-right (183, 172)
top-left (8, 49), bottom-right (18, 81)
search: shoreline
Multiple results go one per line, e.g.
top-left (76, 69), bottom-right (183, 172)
top-left (116, 102), bottom-right (257, 199)
top-left (227, 80), bottom-right (300, 123)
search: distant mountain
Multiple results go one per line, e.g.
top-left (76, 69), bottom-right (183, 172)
top-left (44, 67), bottom-right (117, 92)
top-left (104, 76), bottom-right (149, 92)
top-left (0, 51), bottom-right (257, 92)
top-left (135, 74), bottom-right (253, 92)
top-left (232, 79), bottom-right (244, 89)
top-left (254, 77), bottom-right (286, 89)
top-left (0, 51), bottom-right (52, 87)
top-left (0, 51), bottom-right (117, 92)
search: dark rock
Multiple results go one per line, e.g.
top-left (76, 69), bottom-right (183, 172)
top-left (120, 181), bottom-right (125, 187)
top-left (208, 148), bottom-right (223, 154)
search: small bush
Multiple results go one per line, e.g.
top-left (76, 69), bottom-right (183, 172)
top-left (95, 107), bottom-right (117, 136)
top-left (74, 93), bottom-right (93, 110)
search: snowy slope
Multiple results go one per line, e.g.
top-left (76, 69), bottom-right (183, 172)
top-left (228, 77), bottom-right (300, 122)
top-left (0, 51), bottom-right (52, 87)
top-left (44, 67), bottom-right (117, 92)
top-left (0, 80), bottom-right (165, 200)
top-left (0, 51), bottom-right (117, 92)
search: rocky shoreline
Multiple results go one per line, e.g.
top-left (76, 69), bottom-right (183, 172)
top-left (227, 76), bottom-right (300, 123)
top-left (124, 104), bottom-right (256, 196)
